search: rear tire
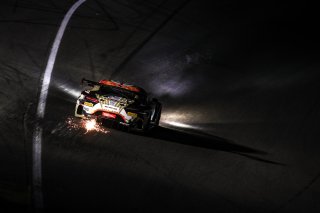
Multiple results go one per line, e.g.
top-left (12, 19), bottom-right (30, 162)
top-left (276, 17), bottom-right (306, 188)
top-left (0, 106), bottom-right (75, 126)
top-left (75, 104), bottom-right (85, 118)
top-left (128, 117), bottom-right (150, 133)
top-left (142, 117), bottom-right (151, 132)
top-left (149, 102), bottom-right (161, 128)
top-left (155, 104), bottom-right (162, 126)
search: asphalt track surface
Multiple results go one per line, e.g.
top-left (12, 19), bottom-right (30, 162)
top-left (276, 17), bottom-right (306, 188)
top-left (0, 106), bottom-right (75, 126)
top-left (0, 0), bottom-right (320, 212)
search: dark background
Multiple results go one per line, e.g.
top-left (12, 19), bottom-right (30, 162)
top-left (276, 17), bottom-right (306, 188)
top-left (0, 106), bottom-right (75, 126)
top-left (0, 0), bottom-right (319, 212)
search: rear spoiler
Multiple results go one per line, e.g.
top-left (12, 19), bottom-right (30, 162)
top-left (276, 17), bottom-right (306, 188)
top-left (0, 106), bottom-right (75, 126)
top-left (81, 78), bottom-right (146, 95)
top-left (81, 78), bottom-right (100, 87)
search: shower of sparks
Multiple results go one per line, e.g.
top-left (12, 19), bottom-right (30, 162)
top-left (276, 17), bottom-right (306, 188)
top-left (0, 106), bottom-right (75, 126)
top-left (85, 119), bottom-right (97, 132)
top-left (65, 117), bottom-right (109, 134)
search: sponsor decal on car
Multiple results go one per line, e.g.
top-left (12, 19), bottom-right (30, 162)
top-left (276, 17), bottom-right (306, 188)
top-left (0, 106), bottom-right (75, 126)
top-left (84, 102), bottom-right (94, 107)
top-left (127, 112), bottom-right (137, 118)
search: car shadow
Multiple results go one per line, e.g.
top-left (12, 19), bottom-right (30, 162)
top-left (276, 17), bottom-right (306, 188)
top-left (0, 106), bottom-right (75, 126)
top-left (134, 126), bottom-right (285, 165)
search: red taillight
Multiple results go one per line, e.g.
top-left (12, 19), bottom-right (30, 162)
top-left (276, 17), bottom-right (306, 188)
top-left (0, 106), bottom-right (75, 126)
top-left (102, 112), bottom-right (117, 119)
top-left (85, 96), bottom-right (99, 103)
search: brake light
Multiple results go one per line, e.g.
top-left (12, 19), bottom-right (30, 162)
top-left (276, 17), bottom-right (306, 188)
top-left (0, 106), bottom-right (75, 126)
top-left (102, 112), bottom-right (117, 119)
top-left (85, 96), bottom-right (99, 103)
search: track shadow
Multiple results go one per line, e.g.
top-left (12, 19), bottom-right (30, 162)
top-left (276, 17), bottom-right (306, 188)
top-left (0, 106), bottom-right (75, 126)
top-left (137, 126), bottom-right (284, 165)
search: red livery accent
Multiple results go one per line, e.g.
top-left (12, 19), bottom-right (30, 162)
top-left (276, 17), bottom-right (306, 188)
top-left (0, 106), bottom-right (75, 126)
top-left (85, 96), bottom-right (99, 103)
top-left (99, 80), bottom-right (119, 87)
top-left (121, 84), bottom-right (140, 92)
top-left (102, 112), bottom-right (117, 119)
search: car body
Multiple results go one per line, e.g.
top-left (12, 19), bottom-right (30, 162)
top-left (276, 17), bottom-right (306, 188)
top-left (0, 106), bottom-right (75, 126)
top-left (75, 78), bottom-right (162, 132)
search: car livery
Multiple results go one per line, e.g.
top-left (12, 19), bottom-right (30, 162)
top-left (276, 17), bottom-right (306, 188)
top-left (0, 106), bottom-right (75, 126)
top-left (75, 78), bottom-right (162, 132)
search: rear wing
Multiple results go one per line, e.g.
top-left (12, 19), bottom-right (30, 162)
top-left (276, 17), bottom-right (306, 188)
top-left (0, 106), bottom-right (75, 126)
top-left (81, 78), bottom-right (147, 95)
top-left (81, 78), bottom-right (99, 87)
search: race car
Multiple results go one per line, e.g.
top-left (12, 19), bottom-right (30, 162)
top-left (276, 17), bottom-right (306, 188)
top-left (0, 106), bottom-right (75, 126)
top-left (75, 78), bottom-right (162, 132)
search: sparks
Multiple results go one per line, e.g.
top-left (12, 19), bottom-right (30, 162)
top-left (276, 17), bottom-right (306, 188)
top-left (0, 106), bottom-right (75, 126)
top-left (82, 118), bottom-right (109, 134)
top-left (64, 117), bottom-right (109, 134)
top-left (85, 119), bottom-right (96, 132)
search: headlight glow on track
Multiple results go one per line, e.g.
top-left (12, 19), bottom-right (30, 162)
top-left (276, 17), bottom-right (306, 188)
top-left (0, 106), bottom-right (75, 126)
top-left (160, 111), bottom-right (200, 129)
top-left (54, 80), bottom-right (81, 99)
top-left (162, 121), bottom-right (194, 129)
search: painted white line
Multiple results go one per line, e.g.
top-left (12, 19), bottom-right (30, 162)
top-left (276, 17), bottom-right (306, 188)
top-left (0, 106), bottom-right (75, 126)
top-left (32, 0), bottom-right (86, 209)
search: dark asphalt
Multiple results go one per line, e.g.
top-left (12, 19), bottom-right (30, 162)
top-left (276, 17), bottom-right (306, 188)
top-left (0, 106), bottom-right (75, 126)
top-left (0, 0), bottom-right (320, 212)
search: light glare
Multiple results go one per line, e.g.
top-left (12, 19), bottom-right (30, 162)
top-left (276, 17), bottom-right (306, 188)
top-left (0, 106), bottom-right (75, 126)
top-left (162, 121), bottom-right (194, 129)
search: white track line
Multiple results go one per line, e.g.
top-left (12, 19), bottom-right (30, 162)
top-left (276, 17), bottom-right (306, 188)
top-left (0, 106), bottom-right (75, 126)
top-left (32, 0), bottom-right (86, 209)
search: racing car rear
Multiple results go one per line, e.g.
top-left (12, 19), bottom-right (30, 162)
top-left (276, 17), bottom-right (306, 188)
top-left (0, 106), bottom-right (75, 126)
top-left (75, 79), bottom-right (161, 132)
